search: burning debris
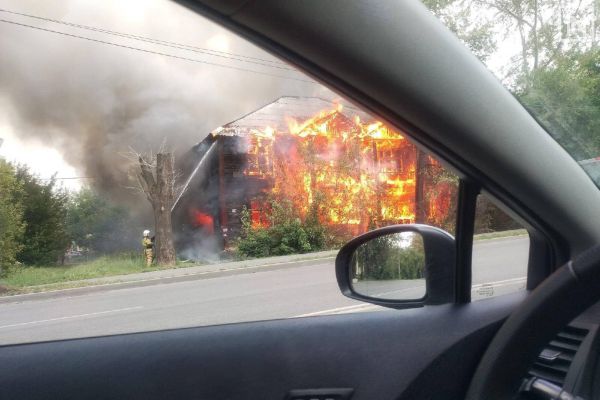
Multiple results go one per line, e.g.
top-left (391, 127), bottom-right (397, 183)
top-left (173, 96), bottom-right (453, 256)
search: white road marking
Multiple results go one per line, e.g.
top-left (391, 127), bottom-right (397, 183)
top-left (295, 276), bottom-right (528, 318)
top-left (0, 306), bottom-right (143, 329)
top-left (332, 304), bottom-right (380, 314)
top-left (293, 303), bottom-right (376, 317)
top-left (293, 284), bottom-right (426, 317)
top-left (472, 276), bottom-right (526, 289)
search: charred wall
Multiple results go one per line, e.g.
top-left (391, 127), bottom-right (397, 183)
top-left (173, 134), bottom-right (273, 257)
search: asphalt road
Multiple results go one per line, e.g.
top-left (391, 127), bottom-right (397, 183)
top-left (0, 236), bottom-right (529, 345)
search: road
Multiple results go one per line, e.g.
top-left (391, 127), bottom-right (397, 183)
top-left (0, 236), bottom-right (529, 345)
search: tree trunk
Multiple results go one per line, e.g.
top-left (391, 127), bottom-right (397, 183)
top-left (154, 153), bottom-right (176, 266)
top-left (415, 149), bottom-right (427, 224)
top-left (532, 0), bottom-right (539, 71)
top-left (518, 20), bottom-right (530, 79)
top-left (372, 139), bottom-right (382, 227)
top-left (594, 0), bottom-right (599, 48)
top-left (154, 202), bottom-right (176, 266)
top-left (138, 152), bottom-right (177, 267)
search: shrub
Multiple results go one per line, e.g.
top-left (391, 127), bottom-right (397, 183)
top-left (66, 188), bottom-right (136, 254)
top-left (237, 198), bottom-right (326, 258)
top-left (14, 166), bottom-right (70, 266)
top-left (237, 225), bottom-right (274, 258)
top-left (0, 161), bottom-right (25, 276)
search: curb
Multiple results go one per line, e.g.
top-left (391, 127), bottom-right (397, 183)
top-left (473, 234), bottom-right (528, 243)
top-left (0, 253), bottom-right (337, 304)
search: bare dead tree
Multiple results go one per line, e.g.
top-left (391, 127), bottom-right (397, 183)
top-left (124, 145), bottom-right (181, 267)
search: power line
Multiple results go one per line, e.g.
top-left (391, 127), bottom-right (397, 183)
top-left (0, 18), bottom-right (316, 84)
top-left (0, 8), bottom-right (295, 72)
top-left (0, 8), bottom-right (289, 66)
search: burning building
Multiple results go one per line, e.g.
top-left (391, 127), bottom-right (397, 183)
top-left (173, 96), bottom-right (453, 257)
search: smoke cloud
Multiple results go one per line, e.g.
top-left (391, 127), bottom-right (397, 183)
top-left (0, 0), bottom-right (333, 207)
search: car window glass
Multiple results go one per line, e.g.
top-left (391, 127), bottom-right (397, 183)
top-left (471, 194), bottom-right (529, 301)
top-left (0, 1), bottom-right (461, 345)
top-left (421, 0), bottom-right (600, 188)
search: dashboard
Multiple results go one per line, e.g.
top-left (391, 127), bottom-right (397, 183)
top-left (528, 301), bottom-right (600, 399)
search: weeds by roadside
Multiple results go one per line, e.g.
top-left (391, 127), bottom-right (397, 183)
top-left (0, 229), bottom-right (527, 296)
top-left (0, 253), bottom-right (194, 290)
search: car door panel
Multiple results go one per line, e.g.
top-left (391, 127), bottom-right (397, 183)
top-left (0, 292), bottom-right (524, 400)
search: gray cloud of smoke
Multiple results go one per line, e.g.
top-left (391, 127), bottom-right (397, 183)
top-left (0, 0), bottom-right (332, 206)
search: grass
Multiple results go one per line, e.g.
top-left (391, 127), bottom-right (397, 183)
top-left (0, 249), bottom-right (338, 295)
top-left (0, 230), bottom-right (526, 295)
top-left (0, 253), bottom-right (183, 290)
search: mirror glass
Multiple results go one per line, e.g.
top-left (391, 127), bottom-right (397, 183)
top-left (350, 232), bottom-right (426, 300)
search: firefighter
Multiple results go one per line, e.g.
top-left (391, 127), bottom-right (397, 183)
top-left (142, 230), bottom-right (154, 267)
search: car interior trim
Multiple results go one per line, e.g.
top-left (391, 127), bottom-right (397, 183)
top-left (454, 179), bottom-right (480, 303)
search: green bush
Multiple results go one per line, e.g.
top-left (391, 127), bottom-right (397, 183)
top-left (14, 166), bottom-right (70, 266)
top-left (370, 247), bottom-right (425, 280)
top-left (237, 199), bottom-right (325, 258)
top-left (66, 188), bottom-right (136, 254)
top-left (237, 225), bottom-right (274, 258)
top-left (394, 248), bottom-right (426, 279)
top-left (0, 161), bottom-right (25, 276)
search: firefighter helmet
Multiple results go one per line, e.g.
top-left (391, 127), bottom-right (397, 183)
top-left (143, 230), bottom-right (150, 237)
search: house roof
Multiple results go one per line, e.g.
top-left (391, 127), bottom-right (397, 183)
top-left (174, 97), bottom-right (377, 211)
top-left (211, 96), bottom-right (375, 137)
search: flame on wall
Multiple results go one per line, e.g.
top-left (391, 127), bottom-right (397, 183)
top-left (241, 104), bottom-right (420, 234)
top-left (191, 209), bottom-right (215, 235)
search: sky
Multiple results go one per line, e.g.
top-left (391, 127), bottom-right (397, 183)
top-left (0, 0), bottom-right (333, 192)
top-left (0, 0), bottom-right (529, 194)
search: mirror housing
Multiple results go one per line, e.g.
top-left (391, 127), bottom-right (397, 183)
top-left (335, 224), bottom-right (455, 309)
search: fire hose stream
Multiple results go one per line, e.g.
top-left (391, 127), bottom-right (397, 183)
top-left (171, 141), bottom-right (217, 212)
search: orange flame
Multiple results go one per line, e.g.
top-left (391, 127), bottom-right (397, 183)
top-left (191, 210), bottom-right (214, 234)
top-left (244, 104), bottom-right (419, 234)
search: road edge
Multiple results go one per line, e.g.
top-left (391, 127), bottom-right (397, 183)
top-left (0, 253), bottom-right (337, 304)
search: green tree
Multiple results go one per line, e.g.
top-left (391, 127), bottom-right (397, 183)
top-left (424, 0), bottom-right (599, 88)
top-left (517, 49), bottom-right (600, 159)
top-left (422, 0), bottom-right (497, 62)
top-left (0, 160), bottom-right (25, 275)
top-left (14, 166), bottom-right (70, 266)
top-left (353, 233), bottom-right (425, 280)
top-left (423, 0), bottom-right (600, 163)
top-left (66, 188), bottom-right (134, 254)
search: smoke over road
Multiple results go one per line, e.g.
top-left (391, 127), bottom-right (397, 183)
top-left (0, 0), bottom-right (332, 206)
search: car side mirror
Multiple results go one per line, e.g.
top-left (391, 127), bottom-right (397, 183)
top-left (335, 224), bottom-right (455, 309)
